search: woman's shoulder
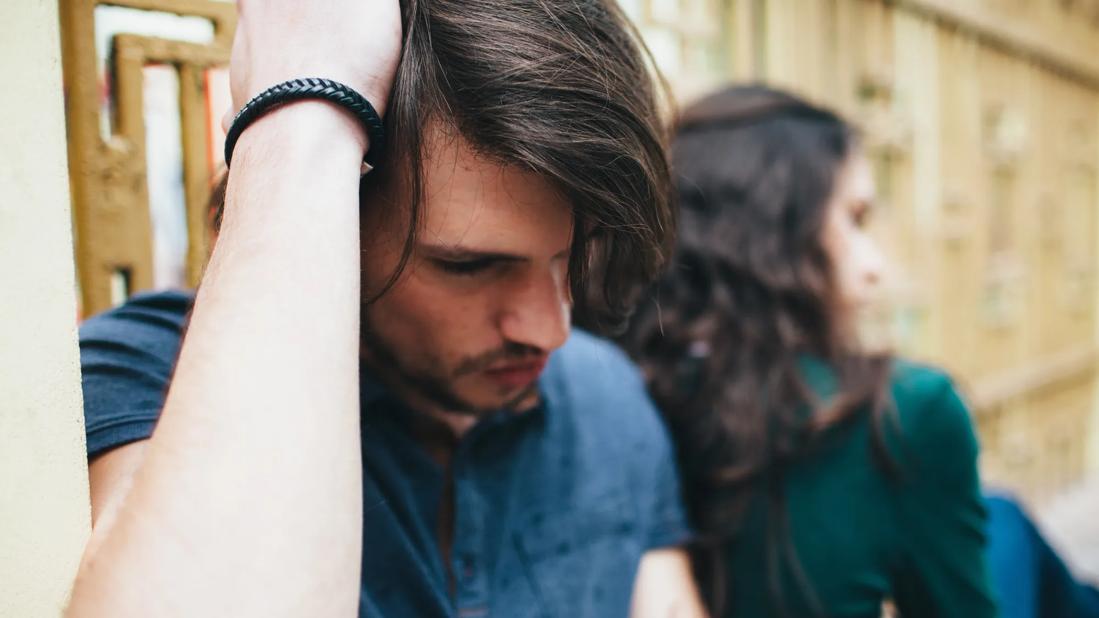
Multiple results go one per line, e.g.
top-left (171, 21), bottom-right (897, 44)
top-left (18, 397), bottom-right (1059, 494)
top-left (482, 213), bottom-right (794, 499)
top-left (888, 360), bottom-right (970, 431)
top-left (797, 355), bottom-right (979, 467)
top-left (889, 360), bottom-right (959, 415)
top-left (800, 355), bottom-right (969, 427)
top-left (887, 359), bottom-right (980, 478)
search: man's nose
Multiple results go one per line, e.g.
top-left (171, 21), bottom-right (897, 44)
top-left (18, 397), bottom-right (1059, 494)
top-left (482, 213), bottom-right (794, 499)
top-left (498, 270), bottom-right (571, 353)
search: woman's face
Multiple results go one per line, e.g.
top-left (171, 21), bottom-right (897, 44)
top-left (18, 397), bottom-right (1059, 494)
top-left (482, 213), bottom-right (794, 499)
top-left (821, 152), bottom-right (887, 313)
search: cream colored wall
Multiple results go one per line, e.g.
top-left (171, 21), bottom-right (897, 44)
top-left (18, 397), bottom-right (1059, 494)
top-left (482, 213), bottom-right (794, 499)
top-left (1093, 99), bottom-right (1099, 474)
top-left (0, 1), bottom-right (91, 616)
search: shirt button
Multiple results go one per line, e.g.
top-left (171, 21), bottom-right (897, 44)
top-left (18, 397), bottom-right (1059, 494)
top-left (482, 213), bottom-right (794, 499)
top-left (460, 555), bottom-right (476, 581)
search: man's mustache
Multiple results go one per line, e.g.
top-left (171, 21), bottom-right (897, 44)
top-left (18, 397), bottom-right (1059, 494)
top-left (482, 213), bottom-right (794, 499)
top-left (453, 342), bottom-right (544, 377)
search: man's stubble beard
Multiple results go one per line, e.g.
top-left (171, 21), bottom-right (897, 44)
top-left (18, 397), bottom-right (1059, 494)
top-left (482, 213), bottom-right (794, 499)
top-left (359, 315), bottom-right (541, 417)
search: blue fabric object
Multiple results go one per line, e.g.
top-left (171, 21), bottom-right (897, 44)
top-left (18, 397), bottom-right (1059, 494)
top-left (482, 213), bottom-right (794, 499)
top-left (985, 493), bottom-right (1099, 618)
top-left (79, 290), bottom-right (690, 618)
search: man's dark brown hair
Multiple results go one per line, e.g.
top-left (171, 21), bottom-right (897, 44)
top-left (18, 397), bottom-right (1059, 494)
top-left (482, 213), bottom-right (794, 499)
top-left (213, 0), bottom-right (673, 334)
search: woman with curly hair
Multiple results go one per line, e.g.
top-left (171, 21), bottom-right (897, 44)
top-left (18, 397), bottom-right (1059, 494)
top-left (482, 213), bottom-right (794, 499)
top-left (620, 85), bottom-right (996, 617)
top-left (622, 84), bottom-right (1099, 618)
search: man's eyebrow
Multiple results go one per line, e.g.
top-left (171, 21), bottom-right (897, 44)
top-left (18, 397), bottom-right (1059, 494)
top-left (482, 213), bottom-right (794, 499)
top-left (418, 243), bottom-right (527, 262)
top-left (418, 243), bottom-right (570, 262)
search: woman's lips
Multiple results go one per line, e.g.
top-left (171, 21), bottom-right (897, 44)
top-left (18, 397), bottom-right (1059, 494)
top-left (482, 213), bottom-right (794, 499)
top-left (482, 358), bottom-right (547, 389)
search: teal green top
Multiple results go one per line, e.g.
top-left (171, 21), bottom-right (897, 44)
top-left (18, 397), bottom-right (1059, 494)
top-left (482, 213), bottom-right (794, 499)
top-left (720, 359), bottom-right (998, 617)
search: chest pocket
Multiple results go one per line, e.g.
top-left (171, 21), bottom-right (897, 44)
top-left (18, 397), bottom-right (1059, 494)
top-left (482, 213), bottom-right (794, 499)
top-left (512, 487), bottom-right (643, 618)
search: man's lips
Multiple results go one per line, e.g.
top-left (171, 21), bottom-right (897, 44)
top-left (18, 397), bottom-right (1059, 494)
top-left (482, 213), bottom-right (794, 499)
top-left (482, 357), bottom-right (547, 389)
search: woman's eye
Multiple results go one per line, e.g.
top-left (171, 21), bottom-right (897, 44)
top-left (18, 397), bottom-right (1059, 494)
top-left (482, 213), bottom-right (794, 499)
top-left (436, 259), bottom-right (495, 276)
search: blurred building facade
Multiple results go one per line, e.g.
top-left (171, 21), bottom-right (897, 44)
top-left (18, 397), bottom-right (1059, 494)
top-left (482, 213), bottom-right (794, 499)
top-left (59, 0), bottom-right (1099, 500)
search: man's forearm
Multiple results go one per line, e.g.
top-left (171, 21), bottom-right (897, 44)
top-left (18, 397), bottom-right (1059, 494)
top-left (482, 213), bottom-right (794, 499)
top-left (68, 106), bottom-right (366, 616)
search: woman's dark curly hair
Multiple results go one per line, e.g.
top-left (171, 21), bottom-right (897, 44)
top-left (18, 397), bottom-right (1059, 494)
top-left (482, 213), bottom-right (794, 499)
top-left (620, 85), bottom-right (894, 615)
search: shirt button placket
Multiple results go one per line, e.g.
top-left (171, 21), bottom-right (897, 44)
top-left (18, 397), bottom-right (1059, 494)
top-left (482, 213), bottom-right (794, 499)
top-left (452, 456), bottom-right (489, 617)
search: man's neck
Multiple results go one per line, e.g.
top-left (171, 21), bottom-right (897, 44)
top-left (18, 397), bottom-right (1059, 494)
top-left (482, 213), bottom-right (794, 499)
top-left (360, 351), bottom-right (479, 441)
top-left (419, 408), bottom-right (478, 445)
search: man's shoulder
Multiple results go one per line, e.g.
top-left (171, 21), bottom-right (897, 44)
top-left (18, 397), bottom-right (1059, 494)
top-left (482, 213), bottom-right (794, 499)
top-left (79, 288), bottom-right (194, 375)
top-left (80, 288), bottom-right (194, 348)
top-left (543, 330), bottom-right (647, 400)
top-left (536, 332), bottom-right (689, 551)
top-left (541, 330), bottom-right (667, 439)
top-left (79, 289), bottom-right (195, 458)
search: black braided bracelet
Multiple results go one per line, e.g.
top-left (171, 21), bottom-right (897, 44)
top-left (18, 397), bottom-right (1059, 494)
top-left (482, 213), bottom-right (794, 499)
top-left (223, 77), bottom-right (386, 171)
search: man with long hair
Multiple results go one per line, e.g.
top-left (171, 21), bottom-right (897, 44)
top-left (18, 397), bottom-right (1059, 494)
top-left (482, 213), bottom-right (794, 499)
top-left (66, 1), bottom-right (703, 616)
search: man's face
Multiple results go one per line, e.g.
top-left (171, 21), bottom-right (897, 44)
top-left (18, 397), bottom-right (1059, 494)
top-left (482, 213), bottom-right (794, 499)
top-left (360, 129), bottom-right (573, 416)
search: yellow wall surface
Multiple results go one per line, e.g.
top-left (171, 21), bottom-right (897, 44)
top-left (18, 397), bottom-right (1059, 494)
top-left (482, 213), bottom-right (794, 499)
top-left (0, 0), bottom-right (92, 615)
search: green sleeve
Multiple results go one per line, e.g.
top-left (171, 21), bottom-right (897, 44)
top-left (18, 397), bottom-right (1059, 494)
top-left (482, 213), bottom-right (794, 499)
top-left (889, 369), bottom-right (998, 618)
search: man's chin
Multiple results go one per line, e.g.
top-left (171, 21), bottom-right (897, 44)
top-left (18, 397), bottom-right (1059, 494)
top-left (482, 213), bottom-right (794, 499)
top-left (502, 383), bottom-right (542, 413)
top-left (361, 348), bottom-right (542, 416)
top-left (448, 382), bottom-right (541, 416)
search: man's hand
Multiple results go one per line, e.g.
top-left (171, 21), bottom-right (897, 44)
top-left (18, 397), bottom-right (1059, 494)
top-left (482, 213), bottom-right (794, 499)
top-left (225, 0), bottom-right (402, 135)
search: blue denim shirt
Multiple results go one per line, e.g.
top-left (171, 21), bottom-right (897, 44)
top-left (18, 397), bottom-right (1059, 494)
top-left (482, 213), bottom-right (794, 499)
top-left (79, 290), bottom-right (690, 617)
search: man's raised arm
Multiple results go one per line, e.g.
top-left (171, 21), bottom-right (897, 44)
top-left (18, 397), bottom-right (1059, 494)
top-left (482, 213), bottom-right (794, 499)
top-left (67, 2), bottom-right (401, 615)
